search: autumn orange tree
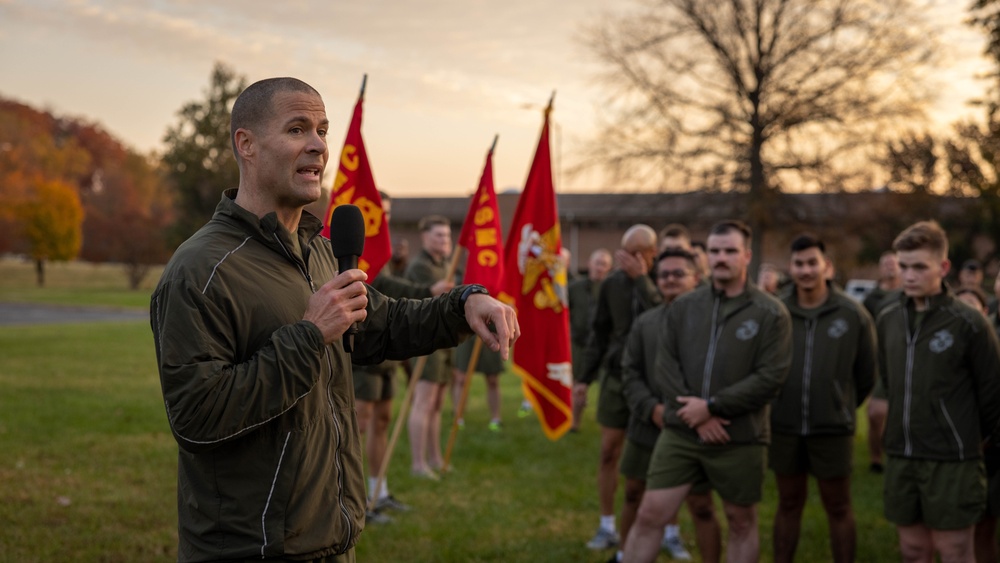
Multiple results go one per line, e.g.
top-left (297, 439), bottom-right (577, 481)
top-left (0, 99), bottom-right (90, 285)
top-left (69, 120), bottom-right (174, 289)
top-left (0, 97), bottom-right (173, 288)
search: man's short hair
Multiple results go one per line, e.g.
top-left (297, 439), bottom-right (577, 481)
top-left (709, 220), bottom-right (752, 247)
top-left (656, 248), bottom-right (697, 269)
top-left (378, 190), bottom-right (391, 202)
top-left (892, 220), bottom-right (948, 257)
top-left (659, 223), bottom-right (690, 241)
top-left (230, 77), bottom-right (320, 161)
top-left (790, 233), bottom-right (826, 254)
top-left (418, 215), bottom-right (450, 232)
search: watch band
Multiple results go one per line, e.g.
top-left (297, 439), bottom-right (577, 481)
top-left (459, 284), bottom-right (490, 308)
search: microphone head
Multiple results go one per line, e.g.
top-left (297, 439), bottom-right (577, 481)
top-left (330, 204), bottom-right (366, 260)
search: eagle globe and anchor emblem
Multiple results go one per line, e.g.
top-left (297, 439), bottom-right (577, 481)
top-left (517, 222), bottom-right (572, 387)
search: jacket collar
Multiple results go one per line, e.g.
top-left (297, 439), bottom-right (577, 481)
top-left (782, 280), bottom-right (842, 318)
top-left (215, 189), bottom-right (324, 258)
top-left (899, 283), bottom-right (952, 313)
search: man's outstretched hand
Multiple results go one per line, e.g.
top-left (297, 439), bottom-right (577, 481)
top-left (464, 294), bottom-right (520, 361)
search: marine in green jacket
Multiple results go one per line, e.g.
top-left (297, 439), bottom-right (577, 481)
top-left (878, 220), bottom-right (1000, 562)
top-left (620, 248), bottom-right (719, 563)
top-left (576, 224), bottom-right (661, 551)
top-left (567, 248), bottom-right (612, 431)
top-left (404, 215), bottom-right (456, 480)
top-left (863, 250), bottom-right (901, 475)
top-left (150, 78), bottom-right (518, 563)
top-left (623, 220), bottom-right (791, 563)
top-left (771, 234), bottom-right (877, 563)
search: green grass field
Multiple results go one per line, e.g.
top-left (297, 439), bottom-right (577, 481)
top-left (0, 259), bottom-right (903, 562)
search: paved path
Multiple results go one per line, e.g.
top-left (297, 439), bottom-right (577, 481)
top-left (0, 302), bottom-right (148, 326)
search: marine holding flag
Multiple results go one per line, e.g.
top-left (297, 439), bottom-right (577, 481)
top-left (321, 76), bottom-right (391, 277)
top-left (453, 139), bottom-right (507, 431)
top-left (500, 100), bottom-right (574, 440)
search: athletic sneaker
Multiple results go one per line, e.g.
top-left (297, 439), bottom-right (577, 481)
top-left (365, 509), bottom-right (392, 525)
top-left (488, 420), bottom-right (502, 432)
top-left (586, 527), bottom-right (620, 550)
top-left (375, 495), bottom-right (412, 512)
top-left (518, 401), bottom-right (532, 418)
top-left (410, 468), bottom-right (440, 481)
top-left (661, 535), bottom-right (692, 560)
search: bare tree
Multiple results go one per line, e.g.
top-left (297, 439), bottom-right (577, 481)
top-left (581, 0), bottom-right (937, 261)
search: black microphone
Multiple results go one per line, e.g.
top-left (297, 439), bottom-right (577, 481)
top-left (330, 204), bottom-right (366, 353)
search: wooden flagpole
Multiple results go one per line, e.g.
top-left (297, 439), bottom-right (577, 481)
top-left (443, 336), bottom-right (483, 470)
top-left (369, 354), bottom-right (426, 512)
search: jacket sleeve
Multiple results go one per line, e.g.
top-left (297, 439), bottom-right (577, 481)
top-left (372, 271), bottom-right (433, 300)
top-left (712, 306), bottom-right (793, 417)
top-left (633, 272), bottom-right (663, 311)
top-left (970, 314), bottom-right (1000, 440)
top-left (351, 284), bottom-right (472, 365)
top-left (579, 280), bottom-right (613, 385)
top-left (656, 302), bottom-right (698, 428)
top-left (621, 312), bottom-right (660, 426)
top-left (853, 305), bottom-right (878, 407)
top-left (151, 280), bottom-right (327, 453)
top-left (873, 312), bottom-right (890, 401)
top-left (403, 257), bottom-right (438, 285)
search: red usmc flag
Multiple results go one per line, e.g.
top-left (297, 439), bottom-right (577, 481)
top-left (321, 76), bottom-right (391, 277)
top-left (500, 97), bottom-right (572, 440)
top-left (457, 137), bottom-right (504, 293)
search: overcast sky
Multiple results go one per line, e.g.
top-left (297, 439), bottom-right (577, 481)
top-left (0, 0), bottom-right (992, 196)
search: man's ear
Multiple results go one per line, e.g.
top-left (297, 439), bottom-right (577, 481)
top-left (941, 258), bottom-right (952, 278)
top-left (234, 128), bottom-right (254, 161)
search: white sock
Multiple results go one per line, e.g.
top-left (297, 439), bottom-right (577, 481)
top-left (664, 524), bottom-right (680, 540)
top-left (368, 477), bottom-right (389, 500)
top-left (600, 515), bottom-right (616, 532)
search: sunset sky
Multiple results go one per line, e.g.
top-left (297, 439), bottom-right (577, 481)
top-left (0, 0), bottom-right (993, 196)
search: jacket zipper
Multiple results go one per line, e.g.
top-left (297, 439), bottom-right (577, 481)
top-left (939, 399), bottom-right (965, 460)
top-left (801, 318), bottom-right (816, 435)
top-left (325, 351), bottom-right (353, 552)
top-left (274, 234), bottom-right (315, 290)
top-left (275, 230), bottom-right (352, 551)
top-left (902, 308), bottom-right (919, 457)
top-left (701, 297), bottom-right (723, 399)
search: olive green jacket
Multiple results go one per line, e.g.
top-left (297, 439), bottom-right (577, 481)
top-left (622, 303), bottom-right (670, 448)
top-left (579, 269), bottom-right (661, 386)
top-left (657, 283), bottom-right (792, 445)
top-left (878, 288), bottom-right (1000, 461)
top-left (568, 277), bottom-right (600, 347)
top-left (151, 192), bottom-right (473, 562)
top-left (353, 271), bottom-right (433, 378)
top-left (772, 285), bottom-right (877, 436)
